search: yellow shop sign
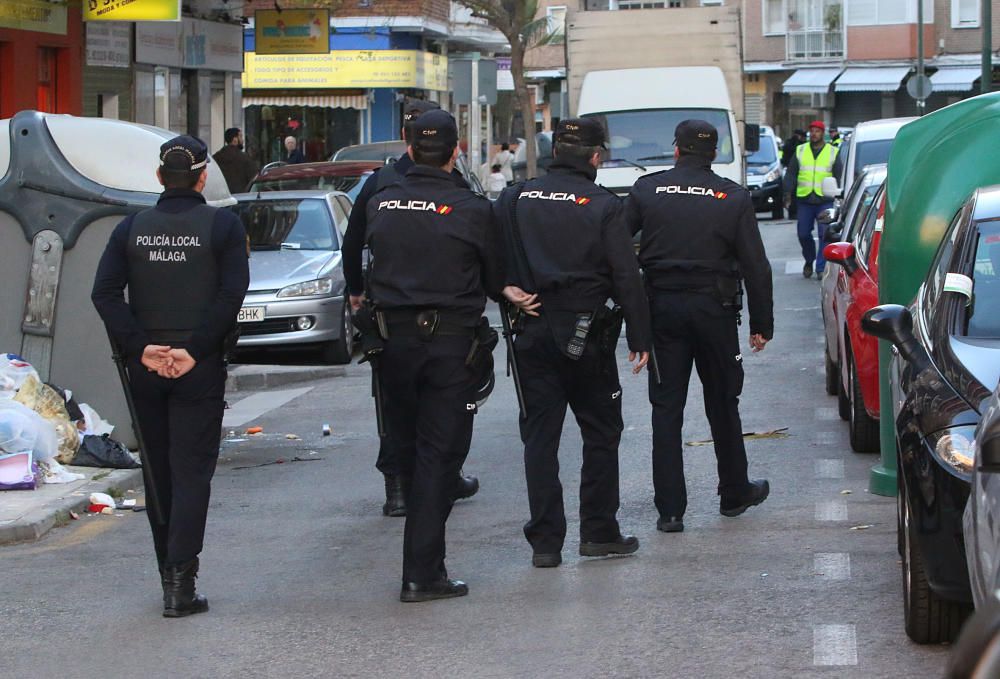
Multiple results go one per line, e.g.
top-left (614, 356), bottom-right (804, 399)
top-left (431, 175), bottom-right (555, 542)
top-left (85, 0), bottom-right (181, 22)
top-left (255, 9), bottom-right (330, 55)
top-left (244, 50), bottom-right (450, 91)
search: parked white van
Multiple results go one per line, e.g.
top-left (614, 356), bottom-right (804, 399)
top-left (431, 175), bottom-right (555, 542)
top-left (835, 116), bottom-right (915, 198)
top-left (577, 66), bottom-right (744, 195)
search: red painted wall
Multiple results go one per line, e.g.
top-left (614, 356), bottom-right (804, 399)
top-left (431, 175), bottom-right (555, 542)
top-left (0, 6), bottom-right (83, 118)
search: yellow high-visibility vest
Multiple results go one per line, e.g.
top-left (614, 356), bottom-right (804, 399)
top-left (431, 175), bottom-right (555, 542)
top-left (796, 142), bottom-right (838, 198)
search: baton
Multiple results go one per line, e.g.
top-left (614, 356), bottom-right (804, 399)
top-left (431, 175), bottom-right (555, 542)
top-left (104, 327), bottom-right (165, 526)
top-left (649, 346), bottom-right (663, 386)
top-left (500, 301), bottom-right (528, 418)
top-left (370, 359), bottom-right (387, 438)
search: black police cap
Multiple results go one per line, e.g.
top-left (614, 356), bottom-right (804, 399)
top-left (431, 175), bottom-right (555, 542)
top-left (554, 117), bottom-right (607, 148)
top-left (409, 109), bottom-right (458, 150)
top-left (160, 135), bottom-right (209, 173)
top-left (674, 119), bottom-right (718, 155)
top-left (403, 98), bottom-right (441, 123)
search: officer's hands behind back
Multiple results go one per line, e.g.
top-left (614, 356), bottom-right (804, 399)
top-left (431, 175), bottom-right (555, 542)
top-left (629, 351), bottom-right (649, 375)
top-left (141, 345), bottom-right (173, 374)
top-left (502, 285), bottom-right (541, 317)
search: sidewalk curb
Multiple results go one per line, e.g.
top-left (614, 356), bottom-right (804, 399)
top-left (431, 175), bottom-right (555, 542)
top-left (0, 468), bottom-right (145, 547)
top-left (226, 366), bottom-right (346, 392)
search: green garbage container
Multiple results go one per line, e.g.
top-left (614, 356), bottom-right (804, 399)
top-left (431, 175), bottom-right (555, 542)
top-left (873, 93), bottom-right (1000, 495)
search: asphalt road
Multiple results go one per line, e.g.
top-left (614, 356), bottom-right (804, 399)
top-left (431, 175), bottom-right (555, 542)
top-left (1, 218), bottom-right (952, 678)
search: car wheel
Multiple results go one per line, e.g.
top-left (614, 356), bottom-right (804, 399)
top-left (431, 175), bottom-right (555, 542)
top-left (320, 302), bottom-right (354, 365)
top-left (824, 342), bottom-right (838, 396)
top-left (901, 487), bottom-right (971, 644)
top-left (837, 358), bottom-right (850, 421)
top-left (848, 357), bottom-right (879, 453)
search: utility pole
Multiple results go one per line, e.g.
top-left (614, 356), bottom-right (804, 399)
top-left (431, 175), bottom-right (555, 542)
top-left (983, 0), bottom-right (993, 94)
top-left (917, 0), bottom-right (925, 113)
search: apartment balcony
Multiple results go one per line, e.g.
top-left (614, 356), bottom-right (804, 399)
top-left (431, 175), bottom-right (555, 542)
top-left (786, 29), bottom-right (844, 61)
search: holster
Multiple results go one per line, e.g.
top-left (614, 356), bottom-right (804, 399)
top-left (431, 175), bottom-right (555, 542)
top-left (465, 316), bottom-right (499, 371)
top-left (351, 304), bottom-right (385, 362)
top-left (593, 304), bottom-right (624, 355)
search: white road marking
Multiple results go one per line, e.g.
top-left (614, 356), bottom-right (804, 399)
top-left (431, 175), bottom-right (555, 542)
top-left (813, 624), bottom-right (858, 666)
top-left (223, 387), bottom-right (313, 428)
top-left (815, 407), bottom-right (839, 421)
top-left (814, 431), bottom-right (838, 445)
top-left (816, 500), bottom-right (848, 521)
top-left (815, 553), bottom-right (851, 581)
top-left (816, 459), bottom-right (845, 479)
top-left (785, 260), bottom-right (803, 275)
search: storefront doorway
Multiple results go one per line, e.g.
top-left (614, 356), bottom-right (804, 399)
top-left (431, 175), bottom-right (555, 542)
top-left (244, 101), bottom-right (363, 166)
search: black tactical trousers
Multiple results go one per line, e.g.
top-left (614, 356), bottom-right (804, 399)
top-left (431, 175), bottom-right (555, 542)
top-left (515, 319), bottom-right (624, 555)
top-left (129, 355), bottom-right (226, 568)
top-left (648, 291), bottom-right (750, 519)
top-left (379, 334), bottom-right (476, 584)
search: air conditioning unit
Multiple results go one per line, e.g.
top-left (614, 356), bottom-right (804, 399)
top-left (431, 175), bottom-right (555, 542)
top-left (812, 92), bottom-right (835, 109)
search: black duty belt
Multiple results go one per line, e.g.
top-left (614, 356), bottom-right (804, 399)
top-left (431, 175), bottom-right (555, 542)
top-left (378, 309), bottom-right (475, 338)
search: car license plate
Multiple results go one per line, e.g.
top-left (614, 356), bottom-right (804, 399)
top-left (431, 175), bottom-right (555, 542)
top-left (238, 307), bottom-right (265, 323)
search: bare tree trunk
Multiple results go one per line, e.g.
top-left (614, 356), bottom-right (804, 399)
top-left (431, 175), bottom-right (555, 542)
top-left (509, 37), bottom-right (537, 178)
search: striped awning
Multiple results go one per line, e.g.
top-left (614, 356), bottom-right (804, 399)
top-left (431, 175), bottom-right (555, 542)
top-left (242, 94), bottom-right (368, 110)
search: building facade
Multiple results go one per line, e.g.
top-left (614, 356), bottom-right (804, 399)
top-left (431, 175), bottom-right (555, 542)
top-left (0, 0), bottom-right (84, 117)
top-left (743, 0), bottom-right (1000, 135)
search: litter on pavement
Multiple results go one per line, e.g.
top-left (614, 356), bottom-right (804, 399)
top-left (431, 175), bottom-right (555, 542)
top-left (685, 427), bottom-right (789, 446)
top-left (0, 353), bottom-right (137, 491)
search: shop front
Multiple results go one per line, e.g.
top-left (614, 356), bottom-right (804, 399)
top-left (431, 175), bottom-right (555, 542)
top-left (242, 48), bottom-right (449, 165)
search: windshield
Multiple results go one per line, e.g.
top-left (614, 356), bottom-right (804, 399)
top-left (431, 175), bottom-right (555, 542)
top-left (584, 108), bottom-right (734, 168)
top-left (248, 172), bottom-right (370, 201)
top-left (853, 140), bottom-right (895, 180)
top-left (968, 221), bottom-right (1000, 337)
top-left (231, 199), bottom-right (338, 251)
top-left (747, 137), bottom-right (776, 166)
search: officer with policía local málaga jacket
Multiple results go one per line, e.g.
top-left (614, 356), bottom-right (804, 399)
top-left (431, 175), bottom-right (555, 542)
top-left (342, 98), bottom-right (480, 518)
top-left (91, 135), bottom-right (249, 617)
top-left (362, 109), bottom-right (504, 602)
top-left (496, 117), bottom-right (651, 569)
top-left (625, 119), bottom-right (774, 535)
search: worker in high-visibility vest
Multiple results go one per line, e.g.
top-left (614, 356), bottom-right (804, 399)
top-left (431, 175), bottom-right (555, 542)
top-left (783, 120), bottom-right (842, 279)
top-left (829, 126), bottom-right (844, 148)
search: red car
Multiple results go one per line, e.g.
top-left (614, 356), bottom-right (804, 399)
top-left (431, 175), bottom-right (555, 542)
top-left (246, 160), bottom-right (383, 202)
top-left (821, 177), bottom-right (886, 452)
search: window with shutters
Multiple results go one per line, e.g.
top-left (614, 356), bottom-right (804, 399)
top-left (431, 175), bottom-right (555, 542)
top-left (952, 0), bottom-right (980, 27)
top-left (849, 0), bottom-right (933, 25)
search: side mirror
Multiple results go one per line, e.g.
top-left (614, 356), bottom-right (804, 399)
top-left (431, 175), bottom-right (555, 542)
top-left (823, 242), bottom-right (858, 276)
top-left (861, 304), bottom-right (931, 370)
top-left (744, 124), bottom-right (761, 154)
top-left (817, 207), bottom-right (838, 224)
top-left (821, 177), bottom-right (840, 199)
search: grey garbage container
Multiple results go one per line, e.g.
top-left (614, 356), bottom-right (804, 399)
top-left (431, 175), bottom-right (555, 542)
top-left (0, 111), bottom-right (234, 447)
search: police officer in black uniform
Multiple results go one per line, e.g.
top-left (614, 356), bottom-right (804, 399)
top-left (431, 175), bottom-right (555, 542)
top-left (342, 98), bottom-right (479, 517)
top-left (625, 120), bottom-right (774, 533)
top-left (92, 135), bottom-right (249, 616)
top-left (363, 110), bottom-right (503, 602)
top-left (496, 118), bottom-right (651, 568)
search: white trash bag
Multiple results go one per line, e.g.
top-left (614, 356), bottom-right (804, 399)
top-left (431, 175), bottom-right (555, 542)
top-left (0, 399), bottom-right (58, 461)
top-left (0, 354), bottom-right (39, 395)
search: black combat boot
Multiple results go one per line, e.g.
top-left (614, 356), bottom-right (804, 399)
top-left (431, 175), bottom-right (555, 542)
top-left (382, 474), bottom-right (407, 517)
top-left (162, 557), bottom-right (209, 618)
top-left (452, 471), bottom-right (480, 502)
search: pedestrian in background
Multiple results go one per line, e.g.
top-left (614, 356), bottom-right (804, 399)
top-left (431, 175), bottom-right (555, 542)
top-left (497, 117), bottom-right (650, 568)
top-left (626, 119), bottom-right (773, 534)
top-left (361, 110), bottom-right (503, 602)
top-left (213, 127), bottom-right (259, 195)
top-left (487, 163), bottom-right (506, 199)
top-left (284, 136), bottom-right (305, 164)
top-left (783, 120), bottom-right (842, 279)
top-left (829, 125), bottom-right (843, 148)
top-left (494, 142), bottom-right (514, 184)
top-left (91, 135), bottom-right (249, 617)
top-left (343, 98), bottom-right (480, 518)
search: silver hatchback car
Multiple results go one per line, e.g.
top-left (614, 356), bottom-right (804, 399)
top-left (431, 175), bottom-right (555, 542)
top-left (229, 190), bottom-right (355, 363)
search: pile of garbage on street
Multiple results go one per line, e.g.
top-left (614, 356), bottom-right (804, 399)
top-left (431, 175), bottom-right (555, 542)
top-left (0, 353), bottom-right (139, 491)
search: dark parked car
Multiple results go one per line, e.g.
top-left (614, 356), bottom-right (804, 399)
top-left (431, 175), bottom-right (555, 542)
top-left (863, 185), bottom-right (1000, 643)
top-left (744, 127), bottom-right (783, 220)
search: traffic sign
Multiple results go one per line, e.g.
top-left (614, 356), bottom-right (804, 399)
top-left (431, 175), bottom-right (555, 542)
top-left (907, 74), bottom-right (933, 101)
